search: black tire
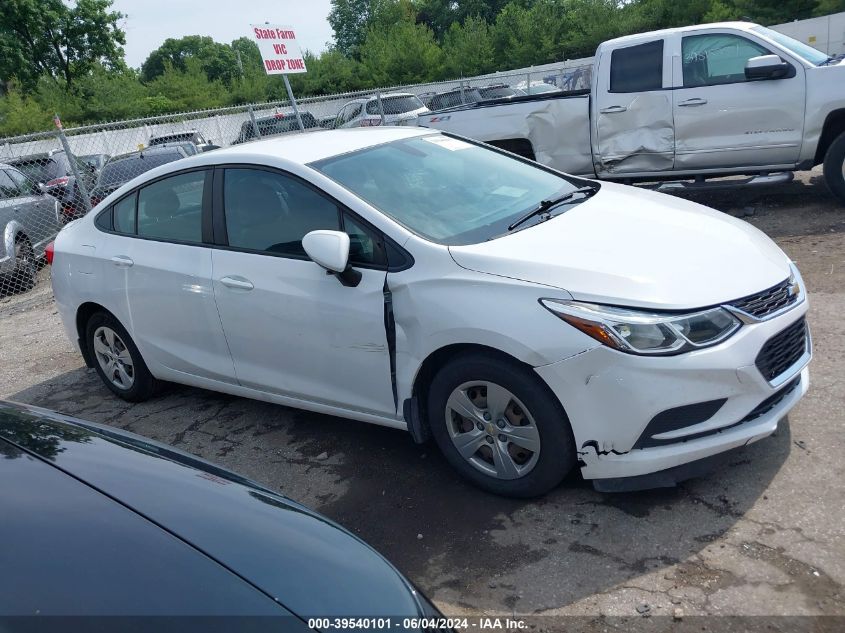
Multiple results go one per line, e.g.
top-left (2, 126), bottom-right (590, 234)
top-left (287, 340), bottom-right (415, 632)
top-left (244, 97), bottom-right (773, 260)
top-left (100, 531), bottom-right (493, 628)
top-left (85, 311), bottom-right (158, 402)
top-left (823, 131), bottom-right (845, 205)
top-left (8, 237), bottom-right (36, 293)
top-left (427, 352), bottom-right (576, 498)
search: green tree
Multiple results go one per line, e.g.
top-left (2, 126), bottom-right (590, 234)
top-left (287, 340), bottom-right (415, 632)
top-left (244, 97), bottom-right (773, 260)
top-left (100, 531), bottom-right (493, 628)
top-left (703, 0), bottom-right (819, 24)
top-left (145, 58), bottom-right (227, 112)
top-left (140, 36), bottom-right (237, 84)
top-left (441, 17), bottom-right (495, 78)
top-left (0, 83), bottom-right (54, 136)
top-left (360, 18), bottom-right (443, 85)
top-left (0, 0), bottom-right (125, 90)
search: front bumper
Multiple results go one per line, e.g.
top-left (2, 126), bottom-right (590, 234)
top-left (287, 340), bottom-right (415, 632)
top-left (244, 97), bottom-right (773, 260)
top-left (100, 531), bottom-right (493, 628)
top-left (534, 301), bottom-right (810, 482)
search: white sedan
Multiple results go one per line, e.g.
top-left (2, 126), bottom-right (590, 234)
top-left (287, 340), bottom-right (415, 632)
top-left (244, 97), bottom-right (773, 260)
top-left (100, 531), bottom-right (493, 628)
top-left (50, 127), bottom-right (810, 497)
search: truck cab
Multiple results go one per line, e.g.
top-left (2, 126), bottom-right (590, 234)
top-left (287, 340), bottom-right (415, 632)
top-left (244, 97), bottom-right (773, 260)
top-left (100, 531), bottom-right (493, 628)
top-left (592, 22), bottom-right (845, 182)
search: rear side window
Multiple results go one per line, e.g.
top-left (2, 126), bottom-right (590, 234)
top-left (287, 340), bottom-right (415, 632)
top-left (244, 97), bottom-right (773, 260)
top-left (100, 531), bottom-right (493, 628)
top-left (682, 34), bottom-right (770, 87)
top-left (610, 40), bottom-right (664, 93)
top-left (113, 193), bottom-right (137, 234)
top-left (137, 171), bottom-right (206, 243)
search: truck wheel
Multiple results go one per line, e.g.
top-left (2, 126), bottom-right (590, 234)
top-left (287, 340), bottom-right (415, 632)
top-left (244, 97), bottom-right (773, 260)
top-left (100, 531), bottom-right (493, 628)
top-left (823, 131), bottom-right (845, 205)
top-left (86, 311), bottom-right (158, 402)
top-left (426, 352), bottom-right (575, 498)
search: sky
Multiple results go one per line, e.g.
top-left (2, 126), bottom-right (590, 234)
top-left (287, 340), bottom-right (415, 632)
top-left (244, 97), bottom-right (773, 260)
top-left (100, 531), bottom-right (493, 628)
top-left (111, 0), bottom-right (336, 69)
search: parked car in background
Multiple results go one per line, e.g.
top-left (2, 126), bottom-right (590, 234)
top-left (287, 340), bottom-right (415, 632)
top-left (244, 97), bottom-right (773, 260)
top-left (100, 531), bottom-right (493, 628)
top-left (514, 80), bottom-right (562, 95)
top-left (0, 400), bottom-right (440, 620)
top-left (8, 150), bottom-right (97, 222)
top-left (425, 84), bottom-right (525, 111)
top-left (334, 93), bottom-right (429, 128)
top-left (420, 21), bottom-right (845, 204)
top-left (154, 140), bottom-right (200, 156)
top-left (232, 111), bottom-right (320, 144)
top-left (89, 146), bottom-right (189, 207)
top-left (0, 164), bottom-right (61, 293)
top-left (51, 128), bottom-right (810, 498)
top-left (149, 129), bottom-right (219, 152)
top-left (79, 153), bottom-right (111, 176)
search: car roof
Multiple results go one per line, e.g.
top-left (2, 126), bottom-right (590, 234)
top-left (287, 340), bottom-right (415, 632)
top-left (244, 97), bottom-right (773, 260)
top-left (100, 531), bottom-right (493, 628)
top-left (601, 21), bottom-right (758, 48)
top-left (195, 127), bottom-right (433, 166)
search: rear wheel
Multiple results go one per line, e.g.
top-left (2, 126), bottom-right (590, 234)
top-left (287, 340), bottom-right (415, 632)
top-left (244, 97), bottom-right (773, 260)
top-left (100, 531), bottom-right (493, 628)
top-left (823, 131), bottom-right (845, 205)
top-left (427, 353), bottom-right (575, 497)
top-left (2, 237), bottom-right (37, 294)
top-left (85, 312), bottom-right (157, 402)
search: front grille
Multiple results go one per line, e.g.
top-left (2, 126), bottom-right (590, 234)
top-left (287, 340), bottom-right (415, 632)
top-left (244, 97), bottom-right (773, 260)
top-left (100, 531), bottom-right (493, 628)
top-left (755, 318), bottom-right (807, 381)
top-left (729, 278), bottom-right (797, 319)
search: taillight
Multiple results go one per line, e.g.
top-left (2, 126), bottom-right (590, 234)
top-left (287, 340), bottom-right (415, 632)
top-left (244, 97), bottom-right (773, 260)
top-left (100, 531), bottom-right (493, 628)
top-left (45, 176), bottom-right (70, 188)
top-left (45, 241), bottom-right (55, 265)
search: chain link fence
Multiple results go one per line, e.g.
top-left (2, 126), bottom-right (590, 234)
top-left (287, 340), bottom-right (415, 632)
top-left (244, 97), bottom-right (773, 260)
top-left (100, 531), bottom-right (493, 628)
top-left (0, 61), bottom-right (591, 298)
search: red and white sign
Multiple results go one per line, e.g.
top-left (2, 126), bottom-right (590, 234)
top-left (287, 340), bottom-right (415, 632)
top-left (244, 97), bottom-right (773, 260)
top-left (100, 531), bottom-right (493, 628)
top-left (250, 24), bottom-right (307, 75)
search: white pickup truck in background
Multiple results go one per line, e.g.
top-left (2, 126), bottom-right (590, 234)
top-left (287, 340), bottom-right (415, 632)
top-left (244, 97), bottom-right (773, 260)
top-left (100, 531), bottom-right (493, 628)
top-left (418, 22), bottom-right (845, 203)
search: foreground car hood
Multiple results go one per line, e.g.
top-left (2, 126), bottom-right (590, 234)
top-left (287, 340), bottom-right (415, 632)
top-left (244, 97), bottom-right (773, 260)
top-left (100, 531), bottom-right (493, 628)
top-left (449, 182), bottom-right (790, 310)
top-left (0, 402), bottom-right (422, 618)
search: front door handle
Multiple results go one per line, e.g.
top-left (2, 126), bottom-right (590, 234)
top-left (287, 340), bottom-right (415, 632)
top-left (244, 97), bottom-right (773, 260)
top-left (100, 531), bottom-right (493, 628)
top-left (110, 255), bottom-right (134, 267)
top-left (220, 276), bottom-right (254, 291)
top-left (678, 97), bottom-right (708, 107)
top-left (600, 105), bottom-right (627, 114)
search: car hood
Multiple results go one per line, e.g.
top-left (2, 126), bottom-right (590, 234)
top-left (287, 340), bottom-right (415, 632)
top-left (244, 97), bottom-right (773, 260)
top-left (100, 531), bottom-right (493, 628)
top-left (448, 181), bottom-right (791, 310)
top-left (0, 401), bottom-right (423, 619)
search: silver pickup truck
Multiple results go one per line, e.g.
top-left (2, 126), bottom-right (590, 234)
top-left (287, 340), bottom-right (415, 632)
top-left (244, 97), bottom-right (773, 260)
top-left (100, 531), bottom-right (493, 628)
top-left (418, 21), bottom-right (845, 203)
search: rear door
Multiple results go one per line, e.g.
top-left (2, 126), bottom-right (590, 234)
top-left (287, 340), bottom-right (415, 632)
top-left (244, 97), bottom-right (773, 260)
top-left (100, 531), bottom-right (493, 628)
top-left (672, 30), bottom-right (805, 170)
top-left (593, 38), bottom-right (675, 176)
top-left (95, 168), bottom-right (237, 384)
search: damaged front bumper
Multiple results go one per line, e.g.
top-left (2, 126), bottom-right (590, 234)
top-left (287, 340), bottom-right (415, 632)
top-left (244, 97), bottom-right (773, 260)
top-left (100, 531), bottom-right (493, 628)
top-left (533, 303), bottom-right (810, 488)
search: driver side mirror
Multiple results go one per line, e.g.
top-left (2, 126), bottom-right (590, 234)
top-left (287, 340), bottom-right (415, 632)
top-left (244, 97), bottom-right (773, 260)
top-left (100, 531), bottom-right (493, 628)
top-left (745, 55), bottom-right (791, 80)
top-left (302, 230), bottom-right (361, 287)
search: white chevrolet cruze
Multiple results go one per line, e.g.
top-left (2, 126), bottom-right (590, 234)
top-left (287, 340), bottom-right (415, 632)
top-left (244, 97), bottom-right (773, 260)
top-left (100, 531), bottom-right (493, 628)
top-left (51, 128), bottom-right (811, 497)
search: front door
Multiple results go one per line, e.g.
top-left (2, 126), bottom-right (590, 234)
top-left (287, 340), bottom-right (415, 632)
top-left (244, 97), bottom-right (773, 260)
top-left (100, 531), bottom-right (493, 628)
top-left (210, 166), bottom-right (396, 417)
top-left (673, 31), bottom-right (805, 170)
top-left (594, 38), bottom-right (675, 176)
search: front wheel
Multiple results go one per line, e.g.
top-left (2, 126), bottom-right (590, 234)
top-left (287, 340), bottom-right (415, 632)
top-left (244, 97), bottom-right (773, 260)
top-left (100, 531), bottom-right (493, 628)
top-left (427, 353), bottom-right (576, 498)
top-left (823, 131), bottom-right (845, 205)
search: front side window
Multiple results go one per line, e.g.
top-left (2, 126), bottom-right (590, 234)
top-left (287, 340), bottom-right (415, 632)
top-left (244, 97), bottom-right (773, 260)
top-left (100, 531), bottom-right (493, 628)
top-left (682, 34), bottom-right (769, 87)
top-left (137, 170), bottom-right (206, 243)
top-left (610, 40), bottom-right (664, 93)
top-left (223, 168), bottom-right (339, 257)
top-left (313, 134), bottom-right (580, 246)
top-left (0, 170), bottom-right (17, 199)
top-left (5, 168), bottom-right (29, 195)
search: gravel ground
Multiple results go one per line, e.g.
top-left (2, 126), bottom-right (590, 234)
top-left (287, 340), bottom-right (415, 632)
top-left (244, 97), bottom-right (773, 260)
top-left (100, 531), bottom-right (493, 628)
top-left (1, 168), bottom-right (843, 627)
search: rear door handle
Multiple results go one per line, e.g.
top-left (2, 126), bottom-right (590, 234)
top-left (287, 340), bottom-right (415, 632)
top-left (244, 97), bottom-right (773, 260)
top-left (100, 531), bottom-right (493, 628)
top-left (110, 255), bottom-right (134, 268)
top-left (220, 276), bottom-right (254, 291)
top-left (600, 105), bottom-right (627, 114)
top-left (678, 98), bottom-right (708, 107)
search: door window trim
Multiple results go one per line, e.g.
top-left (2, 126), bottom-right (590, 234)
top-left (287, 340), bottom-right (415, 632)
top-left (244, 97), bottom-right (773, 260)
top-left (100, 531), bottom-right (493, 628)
top-left (209, 163), bottom-right (413, 272)
top-left (92, 165), bottom-right (213, 248)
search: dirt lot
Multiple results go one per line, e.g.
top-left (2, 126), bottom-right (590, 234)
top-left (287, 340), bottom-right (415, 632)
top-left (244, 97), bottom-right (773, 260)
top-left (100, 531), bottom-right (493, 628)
top-left (1, 168), bottom-right (844, 626)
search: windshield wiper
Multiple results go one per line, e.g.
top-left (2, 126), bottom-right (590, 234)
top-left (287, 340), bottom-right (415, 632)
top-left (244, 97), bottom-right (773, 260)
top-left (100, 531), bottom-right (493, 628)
top-left (507, 185), bottom-right (598, 231)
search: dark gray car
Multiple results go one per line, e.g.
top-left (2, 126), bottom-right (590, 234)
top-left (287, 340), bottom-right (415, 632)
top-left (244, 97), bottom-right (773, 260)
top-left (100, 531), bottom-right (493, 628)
top-left (0, 164), bottom-right (61, 293)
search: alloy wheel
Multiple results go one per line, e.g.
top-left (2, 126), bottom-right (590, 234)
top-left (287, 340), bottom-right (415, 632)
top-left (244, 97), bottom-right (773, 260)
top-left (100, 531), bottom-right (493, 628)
top-left (93, 326), bottom-right (135, 390)
top-left (444, 381), bottom-right (541, 480)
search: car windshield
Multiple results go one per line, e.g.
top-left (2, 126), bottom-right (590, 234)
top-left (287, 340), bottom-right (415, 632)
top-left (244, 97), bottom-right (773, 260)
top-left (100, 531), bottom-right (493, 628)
top-left (313, 134), bottom-right (580, 245)
top-left (365, 95), bottom-right (425, 115)
top-left (97, 152), bottom-right (183, 187)
top-left (150, 133), bottom-right (196, 145)
top-left (478, 86), bottom-right (518, 99)
top-left (751, 26), bottom-right (830, 65)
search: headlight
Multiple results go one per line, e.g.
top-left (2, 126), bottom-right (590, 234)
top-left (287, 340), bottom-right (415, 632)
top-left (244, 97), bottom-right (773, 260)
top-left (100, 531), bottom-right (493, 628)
top-left (540, 300), bottom-right (741, 355)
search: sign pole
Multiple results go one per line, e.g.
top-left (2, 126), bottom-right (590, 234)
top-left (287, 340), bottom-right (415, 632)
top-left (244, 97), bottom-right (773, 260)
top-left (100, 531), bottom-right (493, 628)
top-left (282, 75), bottom-right (305, 132)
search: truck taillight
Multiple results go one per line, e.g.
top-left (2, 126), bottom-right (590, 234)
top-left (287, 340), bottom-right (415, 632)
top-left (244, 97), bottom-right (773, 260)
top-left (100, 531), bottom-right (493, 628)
top-left (45, 241), bottom-right (55, 265)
